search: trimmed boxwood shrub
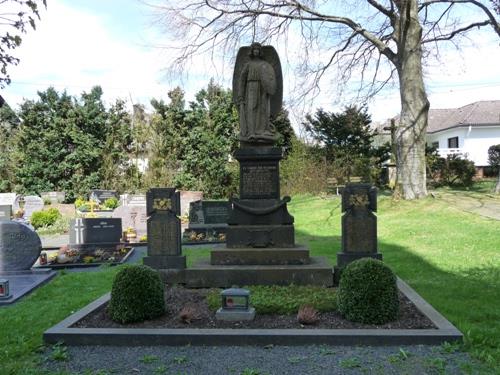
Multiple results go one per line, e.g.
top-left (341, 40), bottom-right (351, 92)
top-left (108, 265), bottom-right (165, 324)
top-left (337, 258), bottom-right (399, 324)
top-left (30, 208), bottom-right (62, 229)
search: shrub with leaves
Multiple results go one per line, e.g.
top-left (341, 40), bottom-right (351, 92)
top-left (108, 265), bottom-right (165, 324)
top-left (30, 207), bottom-right (61, 229)
top-left (103, 197), bottom-right (119, 209)
top-left (337, 258), bottom-right (399, 324)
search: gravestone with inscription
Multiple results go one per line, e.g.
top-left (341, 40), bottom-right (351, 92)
top-left (40, 191), bottom-right (65, 204)
top-left (23, 195), bottom-right (44, 220)
top-left (0, 205), bottom-right (11, 222)
top-left (143, 188), bottom-right (186, 271)
top-left (89, 189), bottom-right (118, 203)
top-left (336, 183), bottom-right (381, 269)
top-left (0, 221), bottom-right (56, 305)
top-left (183, 200), bottom-right (230, 243)
top-left (120, 193), bottom-right (146, 207)
top-left (0, 193), bottom-right (18, 210)
top-left (69, 218), bottom-right (122, 252)
top-left (0, 221), bottom-right (42, 271)
top-left (112, 205), bottom-right (147, 237)
top-left (180, 191), bottom-right (204, 217)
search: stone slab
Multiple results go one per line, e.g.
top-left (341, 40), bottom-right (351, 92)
top-left (43, 278), bottom-right (463, 346)
top-left (226, 225), bottom-right (294, 248)
top-left (216, 307), bottom-right (256, 321)
top-left (143, 255), bottom-right (186, 269)
top-left (183, 256), bottom-right (333, 287)
top-left (0, 269), bottom-right (56, 306)
top-left (211, 245), bottom-right (310, 265)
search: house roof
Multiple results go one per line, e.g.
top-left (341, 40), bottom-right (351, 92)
top-left (375, 100), bottom-right (500, 135)
top-left (427, 100), bottom-right (500, 133)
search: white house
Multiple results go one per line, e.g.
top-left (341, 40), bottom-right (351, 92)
top-left (425, 101), bottom-right (500, 172)
top-left (376, 100), bottom-right (500, 175)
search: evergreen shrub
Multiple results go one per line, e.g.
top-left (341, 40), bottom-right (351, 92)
top-left (108, 265), bottom-right (165, 324)
top-left (337, 258), bottom-right (399, 324)
top-left (30, 208), bottom-right (62, 229)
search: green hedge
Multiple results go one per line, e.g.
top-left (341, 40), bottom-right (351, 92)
top-left (107, 265), bottom-right (165, 324)
top-left (337, 258), bottom-right (399, 324)
top-left (30, 208), bottom-right (61, 229)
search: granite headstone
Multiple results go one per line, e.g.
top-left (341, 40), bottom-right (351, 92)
top-left (23, 195), bottom-right (44, 220)
top-left (40, 191), bottom-right (65, 204)
top-left (180, 191), bottom-right (203, 217)
top-left (0, 205), bottom-right (11, 222)
top-left (112, 205), bottom-right (147, 236)
top-left (0, 193), bottom-right (18, 208)
top-left (89, 189), bottom-right (118, 203)
top-left (144, 188), bottom-right (185, 270)
top-left (120, 194), bottom-right (146, 207)
top-left (0, 221), bottom-right (42, 271)
top-left (69, 218), bottom-right (122, 245)
top-left (336, 183), bottom-right (381, 268)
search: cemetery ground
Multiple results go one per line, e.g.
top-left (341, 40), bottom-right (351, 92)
top-left (0, 182), bottom-right (499, 374)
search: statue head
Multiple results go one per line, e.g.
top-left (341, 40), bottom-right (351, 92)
top-left (249, 42), bottom-right (263, 58)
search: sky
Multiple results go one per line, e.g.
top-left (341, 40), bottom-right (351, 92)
top-left (1, 0), bottom-right (500, 129)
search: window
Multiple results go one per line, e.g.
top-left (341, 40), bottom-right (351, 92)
top-left (447, 137), bottom-right (459, 148)
top-left (431, 141), bottom-right (439, 149)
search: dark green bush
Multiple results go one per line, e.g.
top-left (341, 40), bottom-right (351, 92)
top-left (337, 258), bottom-right (399, 324)
top-left (426, 148), bottom-right (476, 187)
top-left (30, 208), bottom-right (62, 229)
top-left (108, 265), bottom-right (165, 323)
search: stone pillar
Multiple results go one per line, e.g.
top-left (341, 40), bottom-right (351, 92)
top-left (143, 188), bottom-right (186, 270)
top-left (336, 183), bottom-right (382, 269)
top-left (226, 147), bottom-right (295, 248)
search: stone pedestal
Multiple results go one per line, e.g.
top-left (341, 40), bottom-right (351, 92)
top-left (226, 147), bottom-right (295, 248)
top-left (143, 188), bottom-right (186, 270)
top-left (178, 147), bottom-right (333, 287)
top-left (334, 183), bottom-right (382, 283)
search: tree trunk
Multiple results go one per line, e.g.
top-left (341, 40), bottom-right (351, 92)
top-left (394, 1), bottom-right (429, 199)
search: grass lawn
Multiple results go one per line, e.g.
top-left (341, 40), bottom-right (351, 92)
top-left (1, 185), bottom-right (499, 374)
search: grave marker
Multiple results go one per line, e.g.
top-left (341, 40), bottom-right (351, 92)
top-left (144, 188), bottom-right (185, 271)
top-left (336, 183), bottom-right (381, 268)
top-left (0, 205), bottom-right (11, 222)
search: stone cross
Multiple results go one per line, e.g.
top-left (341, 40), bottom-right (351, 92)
top-left (73, 218), bottom-right (85, 244)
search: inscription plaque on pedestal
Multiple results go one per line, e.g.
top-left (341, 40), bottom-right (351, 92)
top-left (149, 217), bottom-right (180, 256)
top-left (240, 164), bottom-right (279, 199)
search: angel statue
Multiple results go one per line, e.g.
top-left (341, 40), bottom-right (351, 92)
top-left (232, 43), bottom-right (283, 144)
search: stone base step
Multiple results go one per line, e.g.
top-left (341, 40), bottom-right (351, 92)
top-left (181, 256), bottom-right (333, 287)
top-left (211, 245), bottom-right (310, 265)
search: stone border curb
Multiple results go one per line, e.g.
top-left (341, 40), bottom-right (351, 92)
top-left (43, 278), bottom-right (462, 346)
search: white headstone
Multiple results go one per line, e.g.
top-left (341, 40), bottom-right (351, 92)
top-left (112, 205), bottom-right (147, 236)
top-left (180, 191), bottom-right (204, 216)
top-left (120, 194), bottom-right (146, 207)
top-left (23, 196), bottom-right (44, 220)
top-left (0, 193), bottom-right (18, 207)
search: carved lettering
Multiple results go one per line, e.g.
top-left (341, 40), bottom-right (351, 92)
top-left (241, 165), bottom-right (277, 196)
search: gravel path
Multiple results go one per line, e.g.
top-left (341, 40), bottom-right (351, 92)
top-left (42, 344), bottom-right (480, 374)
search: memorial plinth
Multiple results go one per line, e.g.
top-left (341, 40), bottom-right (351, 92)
top-left (183, 147), bottom-right (333, 287)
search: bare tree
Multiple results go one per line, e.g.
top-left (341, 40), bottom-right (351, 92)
top-left (149, 0), bottom-right (500, 199)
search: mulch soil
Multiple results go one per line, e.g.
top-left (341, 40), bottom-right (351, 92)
top-left (73, 286), bottom-right (436, 330)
